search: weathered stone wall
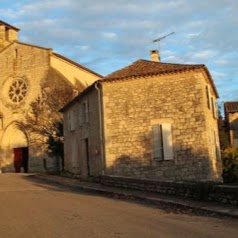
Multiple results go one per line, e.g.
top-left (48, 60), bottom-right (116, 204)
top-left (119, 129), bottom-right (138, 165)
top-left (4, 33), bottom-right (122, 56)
top-left (101, 175), bottom-right (238, 206)
top-left (0, 40), bottom-right (100, 173)
top-left (228, 112), bottom-right (238, 130)
top-left (228, 112), bottom-right (238, 148)
top-left (0, 42), bottom-right (51, 172)
top-left (200, 71), bottom-right (223, 179)
top-left (102, 71), bottom-right (222, 181)
top-left (64, 89), bottom-right (103, 177)
top-left (208, 184), bottom-right (238, 205)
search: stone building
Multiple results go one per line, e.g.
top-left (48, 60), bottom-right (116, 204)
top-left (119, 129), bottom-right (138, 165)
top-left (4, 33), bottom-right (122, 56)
top-left (0, 20), bottom-right (101, 172)
top-left (61, 50), bottom-right (222, 182)
top-left (224, 101), bottom-right (238, 149)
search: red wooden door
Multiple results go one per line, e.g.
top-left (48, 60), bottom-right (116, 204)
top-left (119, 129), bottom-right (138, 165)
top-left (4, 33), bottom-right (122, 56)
top-left (13, 148), bottom-right (23, 173)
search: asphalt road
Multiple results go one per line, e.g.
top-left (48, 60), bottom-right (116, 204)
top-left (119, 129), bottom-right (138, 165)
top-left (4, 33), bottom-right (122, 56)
top-left (0, 174), bottom-right (237, 238)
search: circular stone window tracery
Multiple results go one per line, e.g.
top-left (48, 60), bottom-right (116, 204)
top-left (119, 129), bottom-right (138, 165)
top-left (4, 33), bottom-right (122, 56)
top-left (0, 76), bottom-right (29, 109)
top-left (8, 79), bottom-right (28, 104)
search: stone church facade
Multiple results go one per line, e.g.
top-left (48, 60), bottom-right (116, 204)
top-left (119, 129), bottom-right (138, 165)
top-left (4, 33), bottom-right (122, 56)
top-left (0, 20), bottom-right (101, 172)
top-left (62, 51), bottom-right (222, 182)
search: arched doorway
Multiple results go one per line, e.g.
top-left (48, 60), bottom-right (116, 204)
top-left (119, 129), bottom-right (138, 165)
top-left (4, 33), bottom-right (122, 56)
top-left (0, 122), bottom-right (29, 173)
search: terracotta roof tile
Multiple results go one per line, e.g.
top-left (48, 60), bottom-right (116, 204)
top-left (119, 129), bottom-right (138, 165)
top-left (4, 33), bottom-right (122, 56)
top-left (103, 59), bottom-right (205, 81)
top-left (224, 101), bottom-right (238, 113)
top-left (60, 59), bottom-right (220, 112)
top-left (102, 59), bottom-right (218, 98)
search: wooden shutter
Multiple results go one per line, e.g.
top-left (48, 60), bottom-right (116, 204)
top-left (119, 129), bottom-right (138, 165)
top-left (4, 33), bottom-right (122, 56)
top-left (68, 111), bottom-right (71, 131)
top-left (152, 124), bottom-right (163, 160)
top-left (162, 123), bottom-right (174, 160)
top-left (71, 110), bottom-right (75, 131)
top-left (211, 97), bottom-right (217, 118)
top-left (79, 105), bottom-right (83, 126)
top-left (213, 99), bottom-right (218, 118)
top-left (206, 85), bottom-right (211, 109)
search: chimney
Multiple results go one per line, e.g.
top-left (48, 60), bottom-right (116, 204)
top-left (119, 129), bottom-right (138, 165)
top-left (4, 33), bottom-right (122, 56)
top-left (150, 50), bottom-right (160, 62)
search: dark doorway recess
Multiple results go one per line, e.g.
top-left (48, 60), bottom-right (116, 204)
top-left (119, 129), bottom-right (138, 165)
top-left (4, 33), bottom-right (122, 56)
top-left (13, 147), bottom-right (29, 173)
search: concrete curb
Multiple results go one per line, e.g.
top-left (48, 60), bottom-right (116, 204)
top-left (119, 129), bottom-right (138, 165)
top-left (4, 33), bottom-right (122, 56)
top-left (32, 174), bottom-right (238, 219)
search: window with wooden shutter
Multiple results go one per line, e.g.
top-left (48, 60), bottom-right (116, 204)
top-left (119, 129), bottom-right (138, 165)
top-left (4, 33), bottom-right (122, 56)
top-left (213, 98), bottom-right (218, 118)
top-left (152, 124), bottom-right (163, 160)
top-left (153, 123), bottom-right (174, 160)
top-left (162, 124), bottom-right (174, 160)
top-left (68, 110), bottom-right (75, 131)
top-left (211, 97), bottom-right (218, 119)
top-left (71, 110), bottom-right (76, 131)
top-left (79, 104), bottom-right (83, 126)
top-left (68, 111), bottom-right (71, 131)
top-left (206, 85), bottom-right (211, 109)
top-left (82, 100), bottom-right (89, 123)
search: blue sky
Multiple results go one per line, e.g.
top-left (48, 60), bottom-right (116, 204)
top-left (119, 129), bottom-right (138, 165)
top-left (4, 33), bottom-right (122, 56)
top-left (1, 0), bottom-right (237, 104)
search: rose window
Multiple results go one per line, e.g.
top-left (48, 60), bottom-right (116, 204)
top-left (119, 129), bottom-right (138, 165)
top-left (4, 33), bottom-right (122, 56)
top-left (8, 79), bottom-right (28, 103)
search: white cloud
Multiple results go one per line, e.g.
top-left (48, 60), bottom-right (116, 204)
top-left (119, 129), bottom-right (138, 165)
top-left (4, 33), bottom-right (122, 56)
top-left (193, 50), bottom-right (217, 60)
top-left (210, 70), bottom-right (227, 80)
top-left (0, 0), bottom-right (237, 102)
top-left (215, 59), bottom-right (229, 65)
top-left (101, 32), bottom-right (117, 39)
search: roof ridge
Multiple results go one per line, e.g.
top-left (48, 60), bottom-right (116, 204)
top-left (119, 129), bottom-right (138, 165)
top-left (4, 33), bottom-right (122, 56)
top-left (104, 59), bottom-right (142, 77)
top-left (52, 52), bottom-right (102, 78)
top-left (17, 41), bottom-right (52, 50)
top-left (101, 58), bottom-right (218, 98)
top-left (141, 59), bottom-right (205, 67)
top-left (0, 20), bottom-right (20, 31)
top-left (104, 58), bottom-right (206, 80)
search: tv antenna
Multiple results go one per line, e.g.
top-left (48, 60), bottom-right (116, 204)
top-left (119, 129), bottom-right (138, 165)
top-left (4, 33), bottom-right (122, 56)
top-left (153, 32), bottom-right (175, 50)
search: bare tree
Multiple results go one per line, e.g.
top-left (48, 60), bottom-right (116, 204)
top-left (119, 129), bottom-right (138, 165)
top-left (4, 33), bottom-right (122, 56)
top-left (24, 72), bottom-right (79, 170)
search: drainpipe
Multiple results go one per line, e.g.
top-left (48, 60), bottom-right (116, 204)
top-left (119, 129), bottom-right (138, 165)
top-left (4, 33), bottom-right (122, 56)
top-left (94, 82), bottom-right (105, 175)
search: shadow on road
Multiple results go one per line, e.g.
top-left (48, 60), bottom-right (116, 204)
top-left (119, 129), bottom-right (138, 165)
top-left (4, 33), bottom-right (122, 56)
top-left (20, 174), bottom-right (237, 219)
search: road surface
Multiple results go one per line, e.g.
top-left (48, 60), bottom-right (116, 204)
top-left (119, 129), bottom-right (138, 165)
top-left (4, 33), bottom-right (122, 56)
top-left (0, 174), bottom-right (237, 238)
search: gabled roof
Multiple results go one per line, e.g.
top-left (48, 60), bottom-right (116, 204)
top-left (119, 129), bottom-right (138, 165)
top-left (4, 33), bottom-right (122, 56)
top-left (52, 52), bottom-right (102, 78)
top-left (0, 20), bottom-right (20, 31)
top-left (0, 41), bottom-right (52, 54)
top-left (104, 59), bottom-right (204, 80)
top-left (224, 101), bottom-right (238, 113)
top-left (102, 59), bottom-right (218, 97)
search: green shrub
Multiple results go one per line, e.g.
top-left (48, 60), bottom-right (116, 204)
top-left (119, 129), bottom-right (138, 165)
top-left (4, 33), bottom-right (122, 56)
top-left (222, 148), bottom-right (238, 183)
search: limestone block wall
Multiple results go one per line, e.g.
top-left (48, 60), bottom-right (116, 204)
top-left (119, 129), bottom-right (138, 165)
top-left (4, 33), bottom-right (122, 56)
top-left (199, 71), bottom-right (222, 178)
top-left (228, 112), bottom-right (238, 148)
top-left (102, 71), bottom-right (222, 181)
top-left (229, 112), bottom-right (238, 130)
top-left (101, 176), bottom-right (238, 206)
top-left (64, 89), bottom-right (103, 177)
top-left (0, 42), bottom-right (51, 172)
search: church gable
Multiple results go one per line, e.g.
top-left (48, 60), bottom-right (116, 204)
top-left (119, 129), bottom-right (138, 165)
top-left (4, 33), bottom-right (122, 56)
top-left (0, 20), bottom-right (101, 173)
top-left (0, 42), bottom-right (51, 113)
top-left (50, 53), bottom-right (102, 87)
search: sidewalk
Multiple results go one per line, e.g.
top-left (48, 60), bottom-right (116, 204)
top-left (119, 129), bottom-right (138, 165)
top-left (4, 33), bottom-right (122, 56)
top-left (31, 174), bottom-right (238, 219)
